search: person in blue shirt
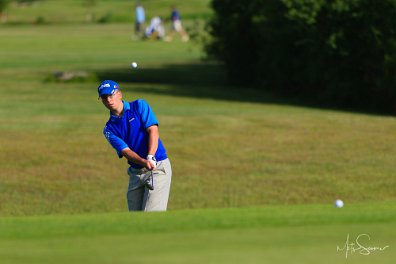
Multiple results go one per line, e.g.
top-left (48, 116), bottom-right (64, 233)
top-left (98, 80), bottom-right (172, 211)
top-left (164, 6), bottom-right (189, 42)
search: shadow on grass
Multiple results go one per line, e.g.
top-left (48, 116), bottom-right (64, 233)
top-left (95, 62), bottom-right (299, 105)
top-left (96, 62), bottom-right (226, 86)
top-left (95, 62), bottom-right (392, 116)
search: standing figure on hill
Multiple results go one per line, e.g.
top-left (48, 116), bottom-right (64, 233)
top-left (165, 6), bottom-right (189, 42)
top-left (98, 80), bottom-right (172, 211)
top-left (134, 1), bottom-right (145, 38)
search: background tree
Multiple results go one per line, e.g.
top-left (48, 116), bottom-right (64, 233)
top-left (0, 0), bottom-right (10, 23)
top-left (206, 0), bottom-right (396, 113)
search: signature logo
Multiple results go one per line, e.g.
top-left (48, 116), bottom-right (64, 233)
top-left (129, 117), bottom-right (135, 122)
top-left (337, 234), bottom-right (389, 259)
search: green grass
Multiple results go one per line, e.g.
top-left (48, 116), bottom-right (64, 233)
top-left (1, 203), bottom-right (395, 264)
top-left (1, 2), bottom-right (396, 263)
top-left (3, 0), bottom-right (212, 24)
top-left (1, 22), bottom-right (396, 215)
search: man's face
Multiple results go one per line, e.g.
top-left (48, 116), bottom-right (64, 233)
top-left (101, 90), bottom-right (122, 111)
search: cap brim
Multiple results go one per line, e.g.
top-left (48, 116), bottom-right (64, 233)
top-left (98, 88), bottom-right (117, 98)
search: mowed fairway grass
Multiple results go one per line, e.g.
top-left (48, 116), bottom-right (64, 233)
top-left (0, 4), bottom-right (396, 263)
top-left (1, 203), bottom-right (395, 264)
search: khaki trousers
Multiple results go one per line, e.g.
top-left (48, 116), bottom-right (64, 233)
top-left (126, 158), bottom-right (172, 211)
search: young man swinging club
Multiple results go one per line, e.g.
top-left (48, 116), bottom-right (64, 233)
top-left (98, 80), bottom-right (172, 211)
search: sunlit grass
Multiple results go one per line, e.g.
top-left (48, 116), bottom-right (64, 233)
top-left (3, 0), bottom-right (212, 24)
top-left (0, 204), bottom-right (395, 264)
top-left (1, 21), bottom-right (396, 216)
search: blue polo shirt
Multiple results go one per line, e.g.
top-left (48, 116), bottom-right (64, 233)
top-left (103, 99), bottom-right (167, 168)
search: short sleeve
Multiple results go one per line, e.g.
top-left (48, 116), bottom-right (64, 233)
top-left (103, 125), bottom-right (129, 158)
top-left (136, 99), bottom-right (159, 128)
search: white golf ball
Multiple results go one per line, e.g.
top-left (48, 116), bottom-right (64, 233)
top-left (335, 199), bottom-right (344, 208)
top-left (131, 62), bottom-right (138, 68)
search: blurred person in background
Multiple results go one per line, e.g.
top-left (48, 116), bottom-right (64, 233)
top-left (134, 1), bottom-right (145, 38)
top-left (165, 6), bottom-right (189, 42)
top-left (144, 16), bottom-right (165, 40)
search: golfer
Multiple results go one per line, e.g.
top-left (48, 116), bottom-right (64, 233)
top-left (98, 80), bottom-right (172, 211)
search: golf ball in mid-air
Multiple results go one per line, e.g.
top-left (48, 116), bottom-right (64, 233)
top-left (335, 199), bottom-right (344, 208)
top-left (131, 62), bottom-right (138, 68)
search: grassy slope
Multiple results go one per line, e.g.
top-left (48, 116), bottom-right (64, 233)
top-left (0, 1), bottom-right (395, 216)
top-left (4, 0), bottom-right (212, 24)
top-left (1, 203), bottom-right (395, 264)
top-left (1, 21), bottom-right (396, 215)
top-left (0, 2), bottom-right (395, 263)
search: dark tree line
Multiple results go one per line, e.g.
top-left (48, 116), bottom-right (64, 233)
top-left (206, 0), bottom-right (396, 113)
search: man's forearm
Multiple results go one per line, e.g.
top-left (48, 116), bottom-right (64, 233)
top-left (147, 125), bottom-right (159, 155)
top-left (121, 148), bottom-right (146, 167)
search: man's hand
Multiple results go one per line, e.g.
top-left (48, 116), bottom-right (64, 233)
top-left (145, 155), bottom-right (157, 170)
